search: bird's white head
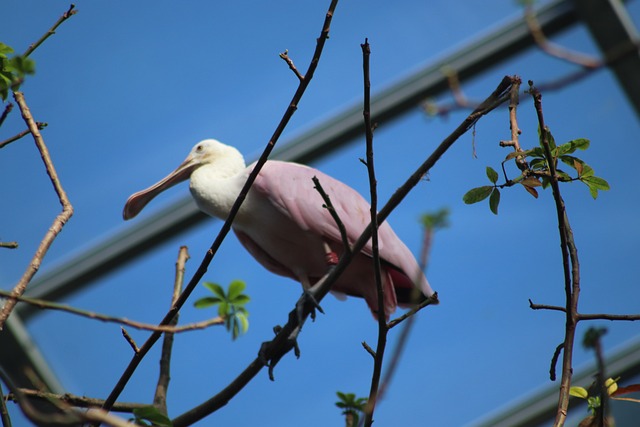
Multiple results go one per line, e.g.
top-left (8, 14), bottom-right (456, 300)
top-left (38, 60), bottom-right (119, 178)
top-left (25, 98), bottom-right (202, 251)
top-left (123, 139), bottom-right (246, 220)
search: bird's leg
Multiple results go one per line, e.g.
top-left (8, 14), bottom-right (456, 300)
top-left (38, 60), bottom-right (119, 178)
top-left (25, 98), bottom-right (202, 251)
top-left (295, 242), bottom-right (336, 323)
top-left (323, 241), bottom-right (339, 265)
top-left (296, 276), bottom-right (324, 324)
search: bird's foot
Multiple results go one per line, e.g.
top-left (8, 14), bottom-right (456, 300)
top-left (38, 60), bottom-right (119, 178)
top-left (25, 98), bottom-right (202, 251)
top-left (296, 288), bottom-right (324, 324)
top-left (259, 324), bottom-right (301, 381)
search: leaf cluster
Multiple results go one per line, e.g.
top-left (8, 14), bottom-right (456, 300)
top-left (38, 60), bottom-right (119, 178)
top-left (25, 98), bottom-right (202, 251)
top-left (335, 391), bottom-right (367, 427)
top-left (463, 128), bottom-right (610, 214)
top-left (194, 280), bottom-right (250, 340)
top-left (0, 42), bottom-right (35, 101)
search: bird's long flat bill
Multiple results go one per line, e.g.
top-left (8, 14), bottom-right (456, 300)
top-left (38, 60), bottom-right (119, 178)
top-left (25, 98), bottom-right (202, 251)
top-left (123, 156), bottom-right (197, 220)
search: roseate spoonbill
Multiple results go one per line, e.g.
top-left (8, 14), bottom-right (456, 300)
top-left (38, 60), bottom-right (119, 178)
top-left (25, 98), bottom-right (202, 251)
top-left (123, 139), bottom-right (435, 319)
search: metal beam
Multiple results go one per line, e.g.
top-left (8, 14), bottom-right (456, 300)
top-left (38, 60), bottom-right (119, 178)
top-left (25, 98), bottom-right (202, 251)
top-left (574, 0), bottom-right (640, 116)
top-left (471, 337), bottom-right (640, 427)
top-left (15, 0), bottom-right (580, 320)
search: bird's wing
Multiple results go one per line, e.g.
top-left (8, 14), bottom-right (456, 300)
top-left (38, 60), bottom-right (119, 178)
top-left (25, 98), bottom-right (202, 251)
top-left (250, 161), bottom-right (434, 300)
top-left (251, 160), bottom-right (375, 251)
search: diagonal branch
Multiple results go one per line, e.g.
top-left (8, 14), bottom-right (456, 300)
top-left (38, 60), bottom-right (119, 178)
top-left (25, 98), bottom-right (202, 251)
top-left (312, 176), bottom-right (351, 254)
top-left (98, 0), bottom-right (340, 419)
top-left (0, 92), bottom-right (74, 330)
top-left (23, 4), bottom-right (77, 58)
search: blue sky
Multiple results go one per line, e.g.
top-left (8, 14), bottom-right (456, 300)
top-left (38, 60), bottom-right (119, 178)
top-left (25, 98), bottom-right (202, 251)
top-left (2, 1), bottom-right (640, 426)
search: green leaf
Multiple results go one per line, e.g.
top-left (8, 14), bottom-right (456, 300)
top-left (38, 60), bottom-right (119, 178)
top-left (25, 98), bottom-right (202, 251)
top-left (230, 294), bottom-right (250, 305)
top-left (489, 188), bottom-right (500, 215)
top-left (10, 56), bottom-right (35, 76)
top-left (420, 207), bottom-right (450, 231)
top-left (236, 311), bottom-right (249, 336)
top-left (580, 164), bottom-right (595, 178)
top-left (203, 282), bottom-right (226, 299)
top-left (556, 169), bottom-right (572, 182)
top-left (582, 176), bottom-right (610, 191)
top-left (546, 127), bottom-right (557, 152)
top-left (218, 301), bottom-right (229, 317)
top-left (558, 155), bottom-right (583, 172)
top-left (581, 176), bottom-right (610, 199)
top-left (570, 386), bottom-right (589, 399)
top-left (227, 279), bottom-right (246, 300)
top-left (463, 186), bottom-right (493, 204)
top-left (486, 166), bottom-right (499, 184)
top-left (569, 138), bottom-right (590, 151)
top-left (132, 406), bottom-right (173, 427)
top-left (529, 157), bottom-right (547, 171)
top-left (193, 296), bottom-right (223, 309)
top-left (0, 43), bottom-right (14, 57)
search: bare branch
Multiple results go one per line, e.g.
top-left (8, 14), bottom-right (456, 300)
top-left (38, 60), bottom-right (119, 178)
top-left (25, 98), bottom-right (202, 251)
top-left (550, 342), bottom-right (564, 382)
top-left (6, 389), bottom-right (146, 413)
top-left (361, 341), bottom-right (376, 359)
top-left (524, 5), bottom-right (600, 68)
top-left (0, 92), bottom-right (74, 329)
top-left (279, 50), bottom-right (304, 81)
top-left (530, 82), bottom-right (581, 427)
top-left (0, 103), bottom-right (12, 127)
top-left (153, 246), bottom-right (190, 415)
top-left (0, 289), bottom-right (222, 333)
top-left (312, 176), bottom-right (351, 255)
top-left (23, 4), bottom-right (77, 58)
top-left (121, 328), bottom-right (139, 353)
top-left (0, 122), bottom-right (47, 150)
top-left (529, 299), bottom-right (640, 321)
top-left (100, 0), bottom-right (341, 419)
top-left (0, 242), bottom-right (18, 249)
top-left (361, 38), bottom-right (387, 427)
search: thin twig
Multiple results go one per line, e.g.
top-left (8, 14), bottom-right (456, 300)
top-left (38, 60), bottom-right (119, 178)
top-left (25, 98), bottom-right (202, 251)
top-left (0, 289), bottom-right (222, 333)
top-left (153, 246), bottom-right (190, 415)
top-left (530, 82), bottom-right (581, 427)
top-left (99, 1), bottom-right (340, 421)
top-left (0, 92), bottom-right (74, 330)
top-left (0, 242), bottom-right (18, 249)
top-left (279, 50), bottom-right (304, 81)
top-left (312, 176), bottom-right (351, 255)
top-left (360, 38), bottom-right (388, 427)
top-left (0, 123), bottom-right (47, 150)
top-left (121, 328), bottom-right (139, 353)
top-left (361, 341), bottom-right (376, 359)
top-left (23, 4), bottom-right (77, 58)
top-left (0, 103), bottom-right (12, 128)
top-left (6, 389), bottom-right (146, 413)
top-left (529, 300), bottom-right (640, 321)
top-left (1, 367), bottom-right (138, 427)
top-left (549, 342), bottom-right (564, 382)
top-left (525, 6), bottom-right (600, 68)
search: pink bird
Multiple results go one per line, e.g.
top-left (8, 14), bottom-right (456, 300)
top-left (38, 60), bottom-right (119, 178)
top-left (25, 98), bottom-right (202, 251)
top-left (123, 139), bottom-right (435, 319)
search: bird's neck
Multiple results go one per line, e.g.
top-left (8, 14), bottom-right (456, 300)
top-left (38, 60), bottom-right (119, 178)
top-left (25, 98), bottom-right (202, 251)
top-left (189, 164), bottom-right (247, 220)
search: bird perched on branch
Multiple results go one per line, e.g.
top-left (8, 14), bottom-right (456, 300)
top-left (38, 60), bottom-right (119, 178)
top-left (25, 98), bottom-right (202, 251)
top-left (123, 139), bottom-right (435, 320)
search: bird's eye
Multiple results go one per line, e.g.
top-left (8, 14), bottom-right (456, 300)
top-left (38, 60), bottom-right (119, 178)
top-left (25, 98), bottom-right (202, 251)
top-left (196, 145), bottom-right (203, 152)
